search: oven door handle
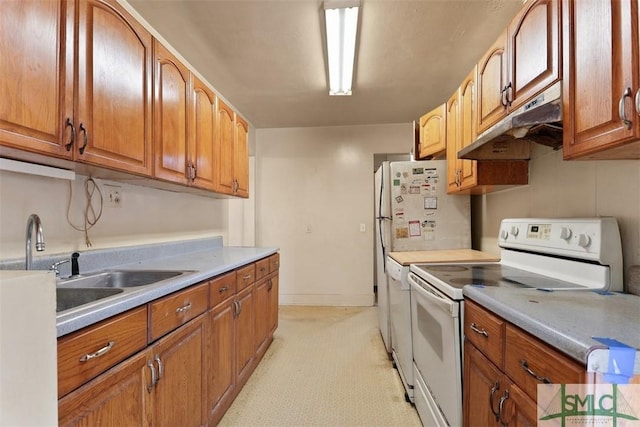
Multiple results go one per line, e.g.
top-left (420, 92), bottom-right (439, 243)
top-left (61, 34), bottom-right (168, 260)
top-left (408, 273), bottom-right (457, 316)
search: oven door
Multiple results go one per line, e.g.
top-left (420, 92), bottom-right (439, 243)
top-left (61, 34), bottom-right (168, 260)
top-left (409, 272), bottom-right (462, 427)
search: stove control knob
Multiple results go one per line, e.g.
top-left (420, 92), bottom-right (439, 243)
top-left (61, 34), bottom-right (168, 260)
top-left (560, 227), bottom-right (572, 240)
top-left (510, 226), bottom-right (519, 237)
top-left (500, 230), bottom-right (509, 240)
top-left (577, 233), bottom-right (591, 248)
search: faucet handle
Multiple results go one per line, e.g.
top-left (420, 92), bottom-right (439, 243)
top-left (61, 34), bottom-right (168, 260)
top-left (71, 252), bottom-right (80, 276)
top-left (49, 259), bottom-right (70, 276)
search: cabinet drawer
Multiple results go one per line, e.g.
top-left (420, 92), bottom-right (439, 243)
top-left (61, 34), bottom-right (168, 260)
top-left (210, 271), bottom-right (236, 307)
top-left (149, 282), bottom-right (209, 342)
top-left (464, 299), bottom-right (505, 367)
top-left (505, 324), bottom-right (584, 401)
top-left (269, 253), bottom-right (280, 273)
top-left (236, 263), bottom-right (256, 291)
top-left (256, 258), bottom-right (270, 280)
top-left (58, 306), bottom-right (148, 398)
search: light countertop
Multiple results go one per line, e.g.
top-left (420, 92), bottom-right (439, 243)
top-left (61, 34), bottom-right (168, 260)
top-left (463, 286), bottom-right (640, 364)
top-left (388, 249), bottom-right (499, 266)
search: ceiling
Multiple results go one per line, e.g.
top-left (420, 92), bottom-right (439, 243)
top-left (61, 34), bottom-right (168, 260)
top-left (127, 0), bottom-right (524, 129)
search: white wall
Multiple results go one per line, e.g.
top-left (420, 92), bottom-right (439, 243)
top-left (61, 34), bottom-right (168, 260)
top-left (0, 169), bottom-right (229, 260)
top-left (255, 123), bottom-right (414, 306)
top-left (474, 144), bottom-right (640, 285)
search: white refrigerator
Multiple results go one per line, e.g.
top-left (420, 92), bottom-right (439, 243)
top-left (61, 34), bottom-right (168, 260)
top-left (374, 160), bottom-right (471, 354)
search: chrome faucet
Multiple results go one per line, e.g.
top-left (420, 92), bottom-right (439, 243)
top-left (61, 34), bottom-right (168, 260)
top-left (25, 214), bottom-right (45, 270)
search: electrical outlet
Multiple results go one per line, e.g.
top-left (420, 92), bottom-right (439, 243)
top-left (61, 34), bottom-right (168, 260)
top-left (106, 190), bottom-right (122, 208)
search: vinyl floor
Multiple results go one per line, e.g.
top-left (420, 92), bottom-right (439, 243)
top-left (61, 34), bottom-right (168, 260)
top-left (218, 305), bottom-right (422, 427)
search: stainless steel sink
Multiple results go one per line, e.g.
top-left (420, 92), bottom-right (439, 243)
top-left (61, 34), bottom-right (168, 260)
top-left (56, 288), bottom-right (124, 312)
top-left (57, 270), bottom-right (190, 289)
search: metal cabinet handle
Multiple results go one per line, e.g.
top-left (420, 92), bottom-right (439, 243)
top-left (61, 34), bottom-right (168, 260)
top-left (489, 381), bottom-right (501, 421)
top-left (500, 85), bottom-right (508, 107)
top-left (470, 322), bottom-right (489, 337)
top-left (267, 278), bottom-right (273, 291)
top-left (65, 118), bottom-right (75, 151)
top-left (635, 88), bottom-right (640, 116)
top-left (218, 286), bottom-right (229, 293)
top-left (147, 360), bottom-right (157, 392)
top-left (154, 354), bottom-right (163, 382)
top-left (498, 389), bottom-right (510, 427)
top-left (520, 360), bottom-right (551, 383)
top-left (619, 87), bottom-right (633, 130)
top-left (243, 274), bottom-right (252, 281)
top-left (505, 82), bottom-right (513, 107)
top-left (79, 341), bottom-right (115, 362)
top-left (78, 123), bottom-right (88, 154)
top-left (175, 302), bottom-right (192, 314)
top-left (236, 300), bottom-right (242, 316)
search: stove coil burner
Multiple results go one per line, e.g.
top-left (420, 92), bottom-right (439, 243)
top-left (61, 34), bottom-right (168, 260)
top-left (423, 265), bottom-right (468, 272)
top-left (449, 278), bottom-right (499, 286)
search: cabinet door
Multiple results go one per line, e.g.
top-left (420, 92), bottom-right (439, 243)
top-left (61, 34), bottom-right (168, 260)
top-left (419, 104), bottom-right (447, 159)
top-left (215, 99), bottom-right (236, 194)
top-left (562, 0), bottom-right (640, 159)
top-left (501, 379), bottom-right (538, 427)
top-left (153, 40), bottom-right (190, 185)
top-left (463, 342), bottom-right (501, 427)
top-left (507, 0), bottom-right (560, 111)
top-left (0, 0), bottom-right (74, 158)
top-left (254, 277), bottom-right (270, 355)
top-left (234, 115), bottom-right (250, 197)
top-left (445, 92), bottom-right (461, 192)
top-left (76, 0), bottom-right (153, 175)
top-left (191, 75), bottom-right (217, 190)
top-left (235, 285), bottom-right (255, 388)
top-left (268, 274), bottom-right (279, 335)
top-left (58, 350), bottom-right (152, 427)
top-left (207, 300), bottom-right (236, 426)
top-left (151, 315), bottom-right (206, 427)
top-left (459, 68), bottom-right (478, 190)
top-left (477, 29), bottom-right (509, 134)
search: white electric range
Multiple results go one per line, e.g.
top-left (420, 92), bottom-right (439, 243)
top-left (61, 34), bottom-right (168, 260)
top-left (408, 217), bottom-right (623, 427)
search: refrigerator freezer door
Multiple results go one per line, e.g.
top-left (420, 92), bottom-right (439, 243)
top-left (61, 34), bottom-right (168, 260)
top-left (389, 160), bottom-right (470, 252)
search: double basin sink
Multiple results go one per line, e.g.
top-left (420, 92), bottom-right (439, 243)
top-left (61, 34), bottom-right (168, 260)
top-left (56, 270), bottom-right (192, 312)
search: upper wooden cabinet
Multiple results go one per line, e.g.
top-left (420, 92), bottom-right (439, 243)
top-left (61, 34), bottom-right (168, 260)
top-left (75, 0), bottom-right (153, 175)
top-left (191, 75), bottom-right (217, 191)
top-left (214, 100), bottom-right (250, 197)
top-left (477, 0), bottom-right (561, 134)
top-left (418, 104), bottom-right (447, 159)
top-left (0, 0), bottom-right (74, 158)
top-left (562, 0), bottom-right (640, 159)
top-left (153, 40), bottom-right (190, 185)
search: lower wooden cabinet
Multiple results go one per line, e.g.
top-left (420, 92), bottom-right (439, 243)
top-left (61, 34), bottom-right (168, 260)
top-left (58, 351), bottom-right (151, 427)
top-left (58, 254), bottom-right (280, 427)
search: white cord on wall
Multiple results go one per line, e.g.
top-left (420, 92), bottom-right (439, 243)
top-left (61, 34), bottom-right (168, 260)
top-left (67, 177), bottom-right (103, 247)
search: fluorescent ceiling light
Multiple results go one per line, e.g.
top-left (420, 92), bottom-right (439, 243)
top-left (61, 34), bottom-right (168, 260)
top-left (324, 0), bottom-right (360, 96)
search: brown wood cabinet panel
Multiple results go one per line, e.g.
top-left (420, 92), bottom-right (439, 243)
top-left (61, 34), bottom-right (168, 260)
top-left (236, 263), bottom-right (256, 291)
top-left (0, 0), bottom-right (74, 158)
top-left (58, 306), bottom-right (148, 398)
top-left (153, 40), bottom-right (190, 185)
top-left (269, 253), bottom-right (280, 273)
top-left (58, 349), bottom-right (151, 427)
top-left (151, 315), bottom-right (207, 427)
top-left (256, 258), bottom-right (270, 281)
top-left (477, 29), bottom-right (509, 134)
top-left (459, 69), bottom-right (478, 190)
top-left (562, 0), bottom-right (640, 159)
top-left (254, 277), bottom-right (271, 355)
top-left (268, 273), bottom-right (279, 336)
top-left (75, 0), bottom-right (153, 175)
top-left (235, 115), bottom-right (250, 197)
top-left (501, 378), bottom-right (538, 427)
top-left (235, 284), bottom-right (255, 388)
top-left (418, 104), bottom-right (447, 159)
top-left (214, 99), bottom-right (236, 194)
top-left (191, 74), bottom-right (217, 190)
top-left (505, 324), bottom-right (584, 401)
top-left (148, 282), bottom-right (209, 342)
top-left (464, 299), bottom-right (505, 367)
top-left (446, 91), bottom-right (461, 190)
top-left (207, 299), bottom-right (236, 426)
top-left (508, 0), bottom-right (560, 111)
top-left (463, 341), bottom-right (502, 427)
top-left (209, 271), bottom-right (236, 308)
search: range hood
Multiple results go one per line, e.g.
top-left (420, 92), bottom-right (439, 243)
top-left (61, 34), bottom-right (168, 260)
top-left (458, 81), bottom-right (563, 160)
